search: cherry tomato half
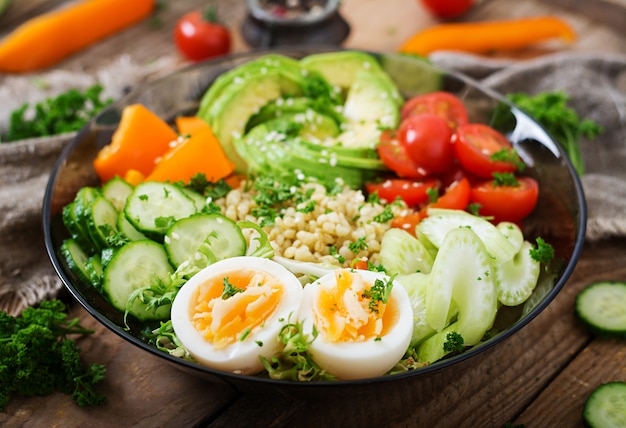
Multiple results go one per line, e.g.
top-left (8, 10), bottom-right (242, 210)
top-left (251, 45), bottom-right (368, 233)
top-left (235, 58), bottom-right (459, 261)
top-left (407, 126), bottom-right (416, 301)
top-left (470, 176), bottom-right (539, 223)
top-left (398, 114), bottom-right (455, 175)
top-left (419, 0), bottom-right (474, 19)
top-left (174, 9), bottom-right (231, 62)
top-left (454, 123), bottom-right (518, 178)
top-left (401, 92), bottom-right (469, 130)
top-left (366, 178), bottom-right (439, 207)
top-left (431, 177), bottom-right (471, 210)
top-left (377, 129), bottom-right (426, 179)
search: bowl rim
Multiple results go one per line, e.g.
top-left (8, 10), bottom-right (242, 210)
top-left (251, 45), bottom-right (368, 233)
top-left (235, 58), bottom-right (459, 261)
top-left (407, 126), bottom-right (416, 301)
top-left (42, 47), bottom-right (588, 390)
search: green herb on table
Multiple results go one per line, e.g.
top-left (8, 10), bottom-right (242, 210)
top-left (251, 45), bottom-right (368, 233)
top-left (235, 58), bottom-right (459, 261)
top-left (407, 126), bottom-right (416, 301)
top-left (0, 299), bottom-right (106, 409)
top-left (3, 84), bottom-right (113, 142)
top-left (506, 91), bottom-right (603, 176)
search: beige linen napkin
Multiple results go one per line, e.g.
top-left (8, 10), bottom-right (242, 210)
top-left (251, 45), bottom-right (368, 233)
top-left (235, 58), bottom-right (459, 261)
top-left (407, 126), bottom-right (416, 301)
top-left (1, 52), bottom-right (624, 315)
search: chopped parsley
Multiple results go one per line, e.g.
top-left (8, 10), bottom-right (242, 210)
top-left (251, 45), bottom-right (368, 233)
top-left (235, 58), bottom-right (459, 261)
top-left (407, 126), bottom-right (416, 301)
top-left (348, 236), bottom-right (368, 253)
top-left (490, 148), bottom-right (526, 171)
top-left (492, 172), bottom-right (519, 187)
top-left (529, 237), bottom-right (554, 264)
top-left (373, 205), bottom-right (394, 223)
top-left (443, 331), bottom-right (465, 353)
top-left (221, 277), bottom-right (245, 300)
top-left (329, 245), bottom-right (345, 264)
top-left (362, 276), bottom-right (394, 314)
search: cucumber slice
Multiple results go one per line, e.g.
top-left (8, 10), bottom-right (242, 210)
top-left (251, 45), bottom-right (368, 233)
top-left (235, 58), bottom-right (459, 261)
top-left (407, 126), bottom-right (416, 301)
top-left (60, 239), bottom-right (91, 284)
top-left (62, 202), bottom-right (96, 254)
top-left (419, 208), bottom-right (517, 264)
top-left (415, 321), bottom-right (459, 364)
top-left (426, 227), bottom-right (498, 346)
top-left (102, 176), bottom-right (134, 211)
top-left (102, 240), bottom-right (174, 321)
top-left (85, 196), bottom-right (120, 250)
top-left (397, 272), bottom-right (436, 347)
top-left (85, 254), bottom-right (103, 290)
top-left (180, 187), bottom-right (206, 212)
top-left (164, 213), bottom-right (246, 268)
top-left (124, 182), bottom-right (197, 237)
top-left (494, 241), bottom-right (540, 306)
top-left (379, 228), bottom-right (435, 276)
top-left (576, 281), bottom-right (626, 337)
top-left (583, 381), bottom-right (626, 428)
top-left (117, 210), bottom-right (147, 241)
top-left (496, 221), bottom-right (524, 255)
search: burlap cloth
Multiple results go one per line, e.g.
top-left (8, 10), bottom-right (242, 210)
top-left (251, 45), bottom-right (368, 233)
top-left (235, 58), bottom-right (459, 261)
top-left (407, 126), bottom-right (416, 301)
top-left (1, 52), bottom-right (625, 315)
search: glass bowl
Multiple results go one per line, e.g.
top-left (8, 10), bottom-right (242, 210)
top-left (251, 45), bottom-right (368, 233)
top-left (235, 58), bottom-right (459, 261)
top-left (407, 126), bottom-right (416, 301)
top-left (43, 48), bottom-right (586, 399)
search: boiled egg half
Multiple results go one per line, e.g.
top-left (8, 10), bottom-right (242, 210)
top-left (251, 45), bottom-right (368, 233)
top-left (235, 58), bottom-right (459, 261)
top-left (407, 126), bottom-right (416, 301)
top-left (171, 256), bottom-right (303, 375)
top-left (298, 269), bottom-right (413, 380)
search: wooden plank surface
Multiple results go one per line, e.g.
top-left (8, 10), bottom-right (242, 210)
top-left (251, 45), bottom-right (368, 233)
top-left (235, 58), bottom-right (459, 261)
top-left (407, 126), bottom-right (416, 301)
top-left (0, 0), bottom-right (625, 427)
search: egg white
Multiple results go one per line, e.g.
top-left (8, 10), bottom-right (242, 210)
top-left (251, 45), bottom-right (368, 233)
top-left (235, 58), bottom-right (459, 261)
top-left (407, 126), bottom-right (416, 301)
top-left (298, 269), bottom-right (414, 380)
top-left (171, 256), bottom-right (303, 375)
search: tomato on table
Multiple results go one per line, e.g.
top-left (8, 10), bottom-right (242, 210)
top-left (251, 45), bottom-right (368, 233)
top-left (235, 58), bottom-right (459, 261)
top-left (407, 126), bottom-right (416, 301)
top-left (470, 176), bottom-right (539, 223)
top-left (366, 178), bottom-right (439, 207)
top-left (454, 123), bottom-right (520, 178)
top-left (401, 91), bottom-right (469, 130)
top-left (419, 0), bottom-right (474, 19)
top-left (174, 6), bottom-right (231, 62)
top-left (398, 114), bottom-right (455, 175)
top-left (377, 129), bottom-right (426, 179)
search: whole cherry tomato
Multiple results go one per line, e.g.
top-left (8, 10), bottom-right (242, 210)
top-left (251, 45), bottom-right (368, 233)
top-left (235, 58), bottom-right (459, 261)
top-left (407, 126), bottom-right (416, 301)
top-left (376, 129), bottom-right (426, 179)
top-left (401, 91), bottom-right (469, 130)
top-left (398, 114), bottom-right (455, 175)
top-left (419, 0), bottom-right (474, 19)
top-left (174, 7), bottom-right (231, 62)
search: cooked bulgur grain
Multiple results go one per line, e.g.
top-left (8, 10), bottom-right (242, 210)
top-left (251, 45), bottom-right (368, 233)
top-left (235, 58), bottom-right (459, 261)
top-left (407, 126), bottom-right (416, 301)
top-left (216, 179), bottom-right (409, 267)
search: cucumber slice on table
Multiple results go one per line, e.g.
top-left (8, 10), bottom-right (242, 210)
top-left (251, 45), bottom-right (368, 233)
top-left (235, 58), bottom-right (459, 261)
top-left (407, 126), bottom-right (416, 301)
top-left (576, 281), bottom-right (626, 337)
top-left (164, 213), bottom-right (246, 268)
top-left (102, 240), bottom-right (174, 321)
top-left (124, 182), bottom-right (197, 237)
top-left (583, 381), bottom-right (626, 428)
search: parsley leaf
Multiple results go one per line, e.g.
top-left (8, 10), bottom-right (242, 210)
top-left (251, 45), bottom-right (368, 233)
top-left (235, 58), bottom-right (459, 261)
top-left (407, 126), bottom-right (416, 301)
top-left (0, 300), bottom-right (106, 409)
top-left (4, 85), bottom-right (112, 142)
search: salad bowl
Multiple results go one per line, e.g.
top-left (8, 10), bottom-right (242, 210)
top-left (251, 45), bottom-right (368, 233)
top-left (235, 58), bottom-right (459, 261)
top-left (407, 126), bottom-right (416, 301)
top-left (43, 47), bottom-right (586, 398)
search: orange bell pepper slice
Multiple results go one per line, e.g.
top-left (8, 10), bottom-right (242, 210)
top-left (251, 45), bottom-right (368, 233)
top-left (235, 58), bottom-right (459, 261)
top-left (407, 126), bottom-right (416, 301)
top-left (93, 103), bottom-right (178, 183)
top-left (399, 16), bottom-right (576, 56)
top-left (146, 119), bottom-right (235, 184)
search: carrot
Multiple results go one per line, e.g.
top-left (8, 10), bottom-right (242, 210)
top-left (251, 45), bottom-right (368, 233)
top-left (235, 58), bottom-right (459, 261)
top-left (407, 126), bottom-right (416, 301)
top-left (0, 0), bottom-right (154, 73)
top-left (399, 16), bottom-right (576, 57)
top-left (146, 119), bottom-right (235, 184)
top-left (93, 103), bottom-right (178, 183)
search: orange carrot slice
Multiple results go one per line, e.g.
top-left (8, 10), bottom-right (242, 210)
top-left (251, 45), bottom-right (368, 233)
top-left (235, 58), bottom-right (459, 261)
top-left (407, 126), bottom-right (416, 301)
top-left (0, 0), bottom-right (154, 73)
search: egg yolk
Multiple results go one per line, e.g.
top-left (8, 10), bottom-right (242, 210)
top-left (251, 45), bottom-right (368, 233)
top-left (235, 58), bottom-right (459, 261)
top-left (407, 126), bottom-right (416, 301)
top-left (189, 269), bottom-right (282, 349)
top-left (314, 269), bottom-right (398, 342)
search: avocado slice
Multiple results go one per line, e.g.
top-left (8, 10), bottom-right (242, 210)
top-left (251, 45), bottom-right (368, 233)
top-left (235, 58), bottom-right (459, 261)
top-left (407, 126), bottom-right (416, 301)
top-left (197, 54), bottom-right (303, 119)
top-left (335, 68), bottom-right (401, 149)
top-left (202, 67), bottom-right (307, 172)
top-left (300, 51), bottom-right (383, 90)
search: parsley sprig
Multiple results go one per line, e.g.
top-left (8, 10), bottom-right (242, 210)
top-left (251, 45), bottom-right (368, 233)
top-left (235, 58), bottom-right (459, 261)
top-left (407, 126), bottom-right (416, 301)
top-left (4, 84), bottom-right (112, 142)
top-left (0, 300), bottom-right (106, 409)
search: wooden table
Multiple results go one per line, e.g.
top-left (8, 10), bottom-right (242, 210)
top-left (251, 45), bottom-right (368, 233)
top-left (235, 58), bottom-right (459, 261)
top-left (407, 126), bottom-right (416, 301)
top-left (1, 1), bottom-right (625, 427)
